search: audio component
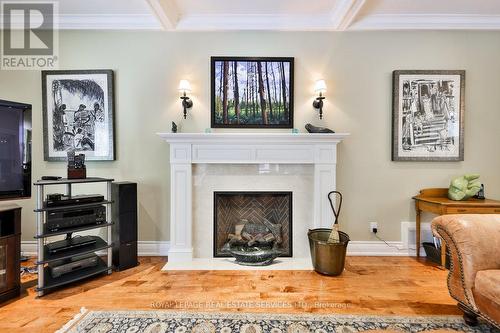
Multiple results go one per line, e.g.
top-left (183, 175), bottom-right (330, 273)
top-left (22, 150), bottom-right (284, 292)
top-left (46, 236), bottom-right (97, 254)
top-left (45, 194), bottom-right (104, 208)
top-left (41, 176), bottom-right (62, 181)
top-left (46, 205), bottom-right (106, 232)
top-left (48, 253), bottom-right (99, 278)
top-left (112, 182), bottom-right (138, 271)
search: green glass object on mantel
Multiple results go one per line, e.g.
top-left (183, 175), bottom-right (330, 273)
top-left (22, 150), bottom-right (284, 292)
top-left (448, 174), bottom-right (482, 201)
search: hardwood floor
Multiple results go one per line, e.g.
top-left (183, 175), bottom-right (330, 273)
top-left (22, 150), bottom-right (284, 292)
top-left (0, 256), bottom-right (459, 332)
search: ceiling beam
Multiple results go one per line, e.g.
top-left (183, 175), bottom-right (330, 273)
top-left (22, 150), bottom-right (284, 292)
top-left (330, 0), bottom-right (367, 30)
top-left (176, 14), bottom-right (335, 31)
top-left (146, 0), bottom-right (180, 30)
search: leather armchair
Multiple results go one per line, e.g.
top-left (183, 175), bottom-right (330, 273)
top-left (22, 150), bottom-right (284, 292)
top-left (431, 214), bottom-right (500, 328)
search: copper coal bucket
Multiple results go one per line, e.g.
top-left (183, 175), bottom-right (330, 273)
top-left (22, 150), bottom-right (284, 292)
top-left (308, 228), bottom-right (349, 276)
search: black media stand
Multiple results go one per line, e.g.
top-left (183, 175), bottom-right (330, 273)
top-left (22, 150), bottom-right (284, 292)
top-left (34, 177), bottom-right (114, 297)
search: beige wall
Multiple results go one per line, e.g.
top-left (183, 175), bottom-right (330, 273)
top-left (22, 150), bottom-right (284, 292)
top-left (1, 30), bottom-right (499, 242)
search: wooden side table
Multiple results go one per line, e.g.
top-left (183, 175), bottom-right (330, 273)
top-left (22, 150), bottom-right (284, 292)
top-left (413, 188), bottom-right (500, 267)
top-left (0, 204), bottom-right (21, 303)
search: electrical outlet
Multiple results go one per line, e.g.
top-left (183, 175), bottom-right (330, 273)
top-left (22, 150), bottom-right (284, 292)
top-left (370, 222), bottom-right (378, 233)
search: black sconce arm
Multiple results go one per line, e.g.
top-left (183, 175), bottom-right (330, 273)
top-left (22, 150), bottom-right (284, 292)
top-left (313, 92), bottom-right (325, 120)
top-left (180, 92), bottom-right (193, 119)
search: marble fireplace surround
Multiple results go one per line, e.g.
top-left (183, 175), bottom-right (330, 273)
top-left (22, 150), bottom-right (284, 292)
top-left (157, 133), bottom-right (349, 270)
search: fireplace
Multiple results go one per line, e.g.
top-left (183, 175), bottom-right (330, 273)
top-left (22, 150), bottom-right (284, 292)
top-left (158, 132), bottom-right (348, 269)
top-left (214, 191), bottom-right (292, 258)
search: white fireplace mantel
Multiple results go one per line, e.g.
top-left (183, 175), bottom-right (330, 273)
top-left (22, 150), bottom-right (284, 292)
top-left (158, 132), bottom-right (349, 265)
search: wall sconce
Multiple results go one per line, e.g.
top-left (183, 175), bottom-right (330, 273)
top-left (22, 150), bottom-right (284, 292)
top-left (312, 79), bottom-right (327, 119)
top-left (178, 79), bottom-right (193, 119)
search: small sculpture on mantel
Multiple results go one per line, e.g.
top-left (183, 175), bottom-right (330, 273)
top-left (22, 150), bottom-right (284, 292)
top-left (305, 123), bottom-right (335, 133)
top-left (171, 121), bottom-right (178, 133)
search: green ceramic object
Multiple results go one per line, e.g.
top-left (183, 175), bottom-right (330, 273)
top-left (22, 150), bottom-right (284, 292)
top-left (448, 174), bottom-right (481, 201)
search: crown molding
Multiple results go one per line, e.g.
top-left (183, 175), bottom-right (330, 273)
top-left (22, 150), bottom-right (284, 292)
top-left (58, 14), bottom-right (162, 30)
top-left (350, 14), bottom-right (500, 30)
top-left (4, 11), bottom-right (500, 31)
top-left (56, 13), bottom-right (500, 31)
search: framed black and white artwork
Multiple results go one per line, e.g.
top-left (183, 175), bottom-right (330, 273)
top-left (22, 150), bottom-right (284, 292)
top-left (211, 56), bottom-right (294, 128)
top-left (392, 70), bottom-right (465, 161)
top-left (42, 70), bottom-right (115, 161)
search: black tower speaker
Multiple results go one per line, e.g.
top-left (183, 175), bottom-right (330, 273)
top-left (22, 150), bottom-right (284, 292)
top-left (112, 182), bottom-right (138, 271)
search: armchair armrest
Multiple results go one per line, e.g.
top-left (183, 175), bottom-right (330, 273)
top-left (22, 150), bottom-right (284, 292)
top-left (431, 214), bottom-right (500, 310)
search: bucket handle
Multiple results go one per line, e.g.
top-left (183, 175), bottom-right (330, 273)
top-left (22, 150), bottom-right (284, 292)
top-left (327, 191), bottom-right (342, 225)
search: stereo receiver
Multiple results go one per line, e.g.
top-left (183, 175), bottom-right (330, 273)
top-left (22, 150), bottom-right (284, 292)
top-left (46, 205), bottom-right (106, 232)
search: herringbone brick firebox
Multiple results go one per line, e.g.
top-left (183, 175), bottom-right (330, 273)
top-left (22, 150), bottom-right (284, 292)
top-left (214, 192), bottom-right (292, 257)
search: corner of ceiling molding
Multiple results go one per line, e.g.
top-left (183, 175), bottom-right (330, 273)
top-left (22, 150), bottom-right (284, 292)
top-left (146, 0), bottom-right (180, 30)
top-left (330, 0), bottom-right (367, 31)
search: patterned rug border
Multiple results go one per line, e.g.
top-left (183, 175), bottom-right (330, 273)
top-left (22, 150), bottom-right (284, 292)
top-left (56, 308), bottom-right (488, 333)
top-left (69, 308), bottom-right (470, 324)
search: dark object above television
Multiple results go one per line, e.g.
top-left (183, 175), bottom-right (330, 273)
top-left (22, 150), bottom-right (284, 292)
top-left (211, 56), bottom-right (294, 128)
top-left (0, 100), bottom-right (32, 200)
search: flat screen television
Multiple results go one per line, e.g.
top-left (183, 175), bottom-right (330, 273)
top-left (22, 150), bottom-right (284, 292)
top-left (0, 100), bottom-right (32, 200)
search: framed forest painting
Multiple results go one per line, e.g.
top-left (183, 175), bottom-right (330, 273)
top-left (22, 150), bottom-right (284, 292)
top-left (392, 70), bottom-right (465, 161)
top-left (42, 70), bottom-right (115, 161)
top-left (211, 56), bottom-right (294, 128)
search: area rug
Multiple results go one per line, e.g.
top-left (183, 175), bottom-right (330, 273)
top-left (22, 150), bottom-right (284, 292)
top-left (57, 309), bottom-right (499, 333)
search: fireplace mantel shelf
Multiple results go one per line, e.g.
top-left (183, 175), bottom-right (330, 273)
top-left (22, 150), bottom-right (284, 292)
top-left (158, 131), bottom-right (349, 267)
top-left (158, 132), bottom-right (350, 165)
top-left (157, 132), bottom-right (350, 144)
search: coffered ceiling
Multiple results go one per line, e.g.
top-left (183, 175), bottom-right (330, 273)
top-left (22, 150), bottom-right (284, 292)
top-left (18, 0), bottom-right (500, 30)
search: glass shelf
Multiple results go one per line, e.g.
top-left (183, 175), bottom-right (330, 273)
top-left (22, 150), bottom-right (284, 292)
top-left (34, 177), bottom-right (114, 186)
top-left (36, 256), bottom-right (110, 292)
top-left (37, 236), bottom-right (112, 264)
top-left (35, 222), bottom-right (113, 239)
top-left (34, 200), bottom-right (113, 213)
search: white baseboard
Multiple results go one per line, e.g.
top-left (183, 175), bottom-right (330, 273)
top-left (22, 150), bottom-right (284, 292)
top-left (21, 240), bottom-right (423, 257)
top-left (401, 221), bottom-right (432, 253)
top-left (347, 240), bottom-right (411, 256)
top-left (21, 241), bottom-right (171, 257)
top-left (20, 241), bottom-right (37, 256)
top-left (136, 241), bottom-right (170, 256)
top-left (20, 222), bottom-right (433, 258)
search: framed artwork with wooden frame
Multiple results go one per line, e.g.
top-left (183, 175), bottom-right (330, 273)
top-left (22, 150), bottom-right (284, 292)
top-left (210, 56), bottom-right (294, 128)
top-left (392, 70), bottom-right (465, 161)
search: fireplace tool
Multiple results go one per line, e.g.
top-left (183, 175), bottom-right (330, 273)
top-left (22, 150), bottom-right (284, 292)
top-left (307, 190), bottom-right (350, 276)
top-left (327, 190), bottom-right (343, 243)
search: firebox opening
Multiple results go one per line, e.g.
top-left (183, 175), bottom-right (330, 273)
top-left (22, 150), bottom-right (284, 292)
top-left (213, 191), bottom-right (293, 258)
